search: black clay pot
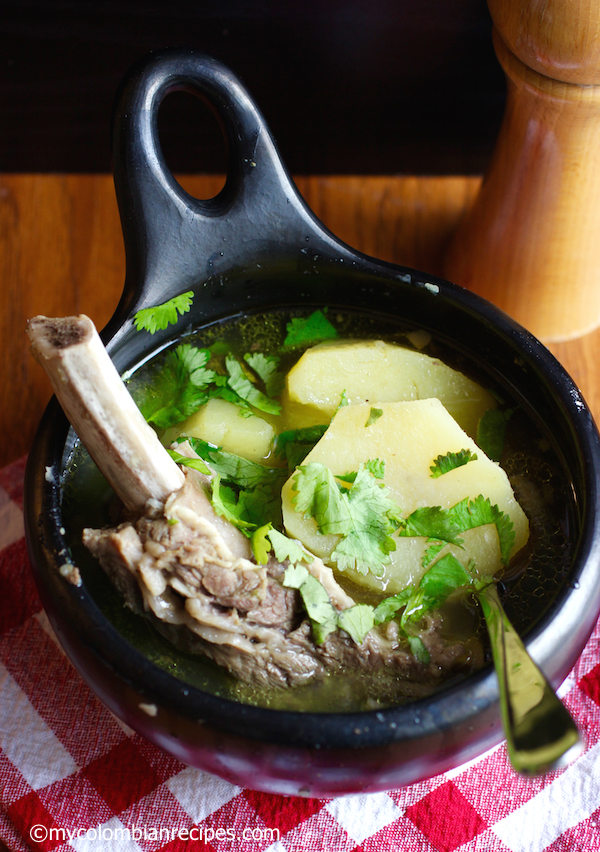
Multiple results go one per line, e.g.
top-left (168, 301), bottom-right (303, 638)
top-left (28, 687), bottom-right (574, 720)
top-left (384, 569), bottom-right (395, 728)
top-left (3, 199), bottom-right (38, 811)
top-left (24, 49), bottom-right (600, 796)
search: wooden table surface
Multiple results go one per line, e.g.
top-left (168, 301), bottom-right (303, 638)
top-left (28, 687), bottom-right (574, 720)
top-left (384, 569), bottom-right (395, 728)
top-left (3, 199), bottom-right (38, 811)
top-left (2, 172), bottom-right (600, 470)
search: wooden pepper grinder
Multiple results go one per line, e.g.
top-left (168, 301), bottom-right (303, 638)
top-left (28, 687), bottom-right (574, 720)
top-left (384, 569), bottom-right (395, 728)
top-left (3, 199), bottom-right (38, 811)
top-left (444, 0), bottom-right (600, 342)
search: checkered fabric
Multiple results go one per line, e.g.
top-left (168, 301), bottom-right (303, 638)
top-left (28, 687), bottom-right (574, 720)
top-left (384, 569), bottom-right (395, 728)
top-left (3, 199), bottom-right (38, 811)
top-left (2, 455), bottom-right (600, 852)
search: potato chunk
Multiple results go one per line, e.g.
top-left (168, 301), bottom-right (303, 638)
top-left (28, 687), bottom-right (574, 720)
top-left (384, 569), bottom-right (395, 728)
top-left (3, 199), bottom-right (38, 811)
top-left (284, 339), bottom-right (496, 438)
top-left (282, 399), bottom-right (528, 595)
top-left (173, 398), bottom-right (275, 462)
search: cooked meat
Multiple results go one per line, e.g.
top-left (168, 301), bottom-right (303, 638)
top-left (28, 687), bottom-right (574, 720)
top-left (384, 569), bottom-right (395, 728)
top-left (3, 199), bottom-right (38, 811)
top-left (29, 315), bottom-right (481, 698)
top-left (84, 465), bottom-right (482, 691)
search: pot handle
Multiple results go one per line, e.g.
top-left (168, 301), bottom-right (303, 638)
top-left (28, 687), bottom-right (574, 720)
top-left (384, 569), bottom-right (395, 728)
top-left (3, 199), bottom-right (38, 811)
top-left (110, 48), bottom-right (332, 325)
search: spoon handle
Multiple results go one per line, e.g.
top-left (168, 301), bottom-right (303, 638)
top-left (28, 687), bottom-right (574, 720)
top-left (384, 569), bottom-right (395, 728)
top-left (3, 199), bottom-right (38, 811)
top-left (477, 582), bottom-right (583, 775)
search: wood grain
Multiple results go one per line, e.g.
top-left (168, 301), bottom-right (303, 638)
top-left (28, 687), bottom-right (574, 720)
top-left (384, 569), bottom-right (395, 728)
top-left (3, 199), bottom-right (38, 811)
top-left (2, 172), bottom-right (599, 470)
top-left (488, 0), bottom-right (600, 84)
top-left (445, 28), bottom-right (600, 342)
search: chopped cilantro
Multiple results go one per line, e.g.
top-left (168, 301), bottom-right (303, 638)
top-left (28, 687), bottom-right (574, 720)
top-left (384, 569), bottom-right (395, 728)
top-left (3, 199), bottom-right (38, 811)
top-left (401, 553), bottom-right (472, 624)
top-left (282, 543), bottom-right (477, 656)
top-left (282, 563), bottom-right (310, 589)
top-left (477, 408), bottom-right (513, 462)
top-left (225, 355), bottom-right (282, 416)
top-left (140, 344), bottom-right (216, 428)
top-left (282, 565), bottom-right (372, 645)
top-left (133, 292), bottom-right (194, 333)
top-left (448, 495), bottom-right (515, 566)
top-left (283, 565), bottom-right (339, 643)
top-left (398, 505), bottom-right (464, 546)
top-left (365, 458), bottom-right (385, 479)
top-left (336, 390), bottom-right (349, 412)
top-left (268, 528), bottom-right (314, 565)
top-left (373, 588), bottom-right (412, 624)
top-left (408, 636), bottom-right (431, 664)
top-left (337, 604), bottom-right (375, 644)
top-left (365, 407), bottom-right (383, 427)
top-left (275, 425), bottom-right (328, 471)
top-left (430, 448), bottom-right (477, 478)
top-left (283, 309), bottom-right (338, 349)
top-left (175, 438), bottom-right (288, 534)
top-left (422, 541), bottom-right (446, 568)
top-left (293, 463), bottom-right (350, 534)
top-left (251, 523), bottom-right (273, 565)
top-left (185, 438), bottom-right (285, 490)
top-left (292, 461), bottom-right (401, 576)
top-left (166, 450), bottom-right (211, 476)
top-left (398, 495), bottom-right (515, 567)
top-left (244, 352), bottom-right (284, 398)
top-left (208, 473), bottom-right (256, 531)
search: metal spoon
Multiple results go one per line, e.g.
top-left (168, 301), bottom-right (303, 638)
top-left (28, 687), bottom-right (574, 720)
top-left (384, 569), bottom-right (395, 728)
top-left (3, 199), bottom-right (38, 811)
top-left (476, 582), bottom-right (583, 775)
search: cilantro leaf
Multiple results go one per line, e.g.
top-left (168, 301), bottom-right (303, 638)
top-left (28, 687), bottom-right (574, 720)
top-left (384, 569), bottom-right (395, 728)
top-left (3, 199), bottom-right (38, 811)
top-left (282, 563), bottom-right (310, 589)
top-left (402, 553), bottom-right (473, 625)
top-left (179, 438), bottom-right (288, 532)
top-left (209, 473), bottom-right (256, 532)
top-left (398, 505), bottom-right (464, 545)
top-left (292, 463), bottom-right (351, 534)
top-left (133, 291), bottom-right (194, 333)
top-left (365, 407), bottom-right (383, 427)
top-left (186, 437), bottom-right (285, 491)
top-left (283, 309), bottom-right (338, 348)
top-left (422, 541), bottom-right (446, 568)
top-left (336, 390), bottom-right (349, 411)
top-left (337, 604), bottom-right (375, 645)
top-left (140, 344), bottom-right (215, 428)
top-left (225, 355), bottom-right (282, 415)
top-left (430, 449), bottom-right (477, 478)
top-left (283, 566), bottom-right (372, 646)
top-left (236, 483), bottom-right (284, 530)
top-left (244, 352), bottom-right (284, 398)
top-left (268, 528), bottom-right (314, 565)
top-left (448, 495), bottom-right (515, 566)
top-left (418, 552), bottom-right (473, 600)
top-left (166, 450), bottom-right (211, 476)
top-left (292, 462), bottom-right (401, 576)
top-left (477, 408), bottom-right (513, 462)
top-left (365, 458), bottom-right (385, 479)
top-left (282, 566), bottom-right (339, 644)
top-left (399, 496), bottom-right (515, 567)
top-left (408, 636), bottom-right (431, 664)
top-left (372, 588), bottom-right (412, 624)
top-left (300, 574), bottom-right (339, 625)
top-left (275, 425), bottom-right (328, 471)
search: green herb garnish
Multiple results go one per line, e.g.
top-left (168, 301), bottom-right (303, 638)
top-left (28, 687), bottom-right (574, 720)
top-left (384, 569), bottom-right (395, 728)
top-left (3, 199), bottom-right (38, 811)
top-left (292, 461), bottom-right (401, 576)
top-left (477, 408), bottom-right (514, 462)
top-left (175, 438), bottom-right (288, 536)
top-left (274, 425), bottom-right (328, 471)
top-left (133, 291), bottom-right (194, 333)
top-left (283, 309), bottom-right (338, 349)
top-left (365, 407), bottom-right (383, 427)
top-left (243, 352), bottom-right (285, 399)
top-left (282, 543), bottom-right (481, 653)
top-left (430, 448), bottom-right (477, 478)
top-left (140, 344), bottom-right (216, 428)
top-left (225, 355), bottom-right (282, 416)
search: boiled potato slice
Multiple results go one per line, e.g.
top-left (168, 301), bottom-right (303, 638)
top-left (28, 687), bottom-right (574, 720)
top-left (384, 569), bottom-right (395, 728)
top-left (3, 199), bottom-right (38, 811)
top-left (282, 399), bottom-right (528, 595)
top-left (284, 339), bottom-right (496, 438)
top-left (173, 398), bottom-right (275, 462)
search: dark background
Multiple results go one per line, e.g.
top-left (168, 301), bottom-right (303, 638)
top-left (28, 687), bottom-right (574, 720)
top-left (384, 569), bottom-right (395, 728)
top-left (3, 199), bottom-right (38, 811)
top-left (0, 0), bottom-right (506, 175)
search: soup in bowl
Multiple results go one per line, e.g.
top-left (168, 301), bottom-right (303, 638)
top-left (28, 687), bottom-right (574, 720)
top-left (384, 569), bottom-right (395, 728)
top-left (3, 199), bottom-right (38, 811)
top-left (24, 49), bottom-right (600, 796)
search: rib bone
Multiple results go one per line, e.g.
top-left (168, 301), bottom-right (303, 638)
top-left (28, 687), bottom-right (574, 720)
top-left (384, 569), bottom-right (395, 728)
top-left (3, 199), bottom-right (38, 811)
top-left (27, 314), bottom-right (185, 512)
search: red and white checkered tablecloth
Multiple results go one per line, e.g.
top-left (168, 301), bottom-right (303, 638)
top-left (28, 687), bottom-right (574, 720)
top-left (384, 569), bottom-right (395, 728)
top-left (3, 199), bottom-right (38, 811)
top-left (2, 455), bottom-right (600, 852)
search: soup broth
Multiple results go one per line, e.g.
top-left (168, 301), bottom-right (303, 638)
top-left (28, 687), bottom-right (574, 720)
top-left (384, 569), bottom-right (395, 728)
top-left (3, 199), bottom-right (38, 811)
top-left (61, 307), bottom-right (573, 712)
